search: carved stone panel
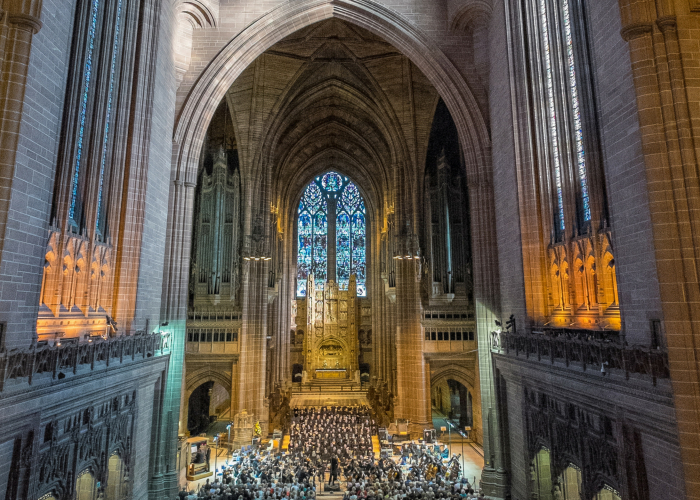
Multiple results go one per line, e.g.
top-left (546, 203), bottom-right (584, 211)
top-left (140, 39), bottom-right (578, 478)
top-left (302, 275), bottom-right (358, 379)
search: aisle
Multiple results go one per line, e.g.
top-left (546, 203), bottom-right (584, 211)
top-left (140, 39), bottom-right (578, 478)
top-left (432, 410), bottom-right (484, 486)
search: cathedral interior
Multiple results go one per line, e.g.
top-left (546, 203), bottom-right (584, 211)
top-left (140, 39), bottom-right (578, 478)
top-left (0, 0), bottom-right (698, 499)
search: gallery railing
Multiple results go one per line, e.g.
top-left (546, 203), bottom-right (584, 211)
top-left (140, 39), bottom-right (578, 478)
top-left (0, 331), bottom-right (171, 392)
top-left (494, 330), bottom-right (669, 385)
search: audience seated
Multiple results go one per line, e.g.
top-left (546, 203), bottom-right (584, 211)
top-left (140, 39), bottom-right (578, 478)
top-left (179, 405), bottom-right (482, 500)
top-left (288, 405), bottom-right (375, 461)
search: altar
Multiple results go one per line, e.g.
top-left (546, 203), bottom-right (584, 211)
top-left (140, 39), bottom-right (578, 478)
top-left (315, 369), bottom-right (347, 379)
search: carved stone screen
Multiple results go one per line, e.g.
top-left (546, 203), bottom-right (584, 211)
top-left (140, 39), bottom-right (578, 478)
top-left (300, 274), bottom-right (359, 380)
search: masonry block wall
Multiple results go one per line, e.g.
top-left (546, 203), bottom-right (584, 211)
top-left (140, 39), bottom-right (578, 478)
top-left (0, 0), bottom-right (76, 350)
top-left (0, 0), bottom-right (698, 499)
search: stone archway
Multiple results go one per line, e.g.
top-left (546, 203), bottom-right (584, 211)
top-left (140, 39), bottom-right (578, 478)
top-left (430, 366), bottom-right (482, 445)
top-left (171, 0), bottom-right (489, 187)
top-left (184, 369), bottom-right (233, 436)
top-left (163, 0), bottom-right (503, 491)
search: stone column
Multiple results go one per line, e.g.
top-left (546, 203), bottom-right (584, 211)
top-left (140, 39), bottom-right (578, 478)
top-left (394, 257), bottom-right (431, 435)
top-left (238, 260), bottom-right (269, 435)
top-left (618, 3), bottom-right (700, 498)
top-left (469, 179), bottom-right (508, 497)
top-left (230, 360), bottom-right (239, 422)
top-left (0, 0), bottom-right (41, 267)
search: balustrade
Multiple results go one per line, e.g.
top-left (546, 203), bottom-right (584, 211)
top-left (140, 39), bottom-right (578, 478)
top-left (495, 330), bottom-right (669, 385)
top-left (0, 331), bottom-right (171, 392)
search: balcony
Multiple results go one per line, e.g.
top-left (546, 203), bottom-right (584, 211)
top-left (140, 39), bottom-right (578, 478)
top-left (0, 331), bottom-right (171, 393)
top-left (423, 328), bottom-right (477, 354)
top-left (495, 330), bottom-right (669, 385)
top-left (186, 327), bottom-right (239, 355)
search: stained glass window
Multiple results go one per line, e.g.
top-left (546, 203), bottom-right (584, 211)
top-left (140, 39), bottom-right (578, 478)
top-left (535, 0), bottom-right (592, 233)
top-left (538, 0), bottom-right (566, 233)
top-left (322, 172), bottom-right (343, 192)
top-left (69, 0), bottom-right (101, 222)
top-left (562, 0), bottom-right (591, 222)
top-left (296, 172), bottom-right (367, 297)
top-left (297, 186), bottom-right (326, 296)
top-left (96, 0), bottom-right (123, 232)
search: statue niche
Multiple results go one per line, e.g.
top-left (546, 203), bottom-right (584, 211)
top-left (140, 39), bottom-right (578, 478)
top-left (302, 274), bottom-right (359, 380)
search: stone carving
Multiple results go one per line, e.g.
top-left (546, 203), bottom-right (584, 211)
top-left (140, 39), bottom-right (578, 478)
top-left (33, 390), bottom-right (135, 500)
top-left (524, 386), bottom-right (621, 499)
top-left (268, 385), bottom-right (292, 433)
top-left (302, 275), bottom-right (358, 379)
top-left (367, 381), bottom-right (394, 427)
top-left (0, 332), bottom-right (170, 392)
top-left (500, 330), bottom-right (669, 383)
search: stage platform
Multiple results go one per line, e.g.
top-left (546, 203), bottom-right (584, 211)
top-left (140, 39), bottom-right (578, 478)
top-left (290, 379), bottom-right (367, 407)
top-left (290, 392), bottom-right (368, 407)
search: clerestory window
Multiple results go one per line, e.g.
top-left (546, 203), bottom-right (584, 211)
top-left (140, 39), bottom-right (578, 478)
top-left (296, 172), bottom-right (367, 297)
top-left (526, 0), bottom-right (594, 238)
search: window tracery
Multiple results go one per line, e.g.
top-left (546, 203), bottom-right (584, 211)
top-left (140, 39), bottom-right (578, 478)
top-left (296, 172), bottom-right (366, 297)
top-left (521, 0), bottom-right (619, 329)
top-left (533, 0), bottom-right (593, 236)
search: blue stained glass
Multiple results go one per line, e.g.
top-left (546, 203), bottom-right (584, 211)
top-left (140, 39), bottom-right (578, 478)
top-left (562, 0), bottom-right (591, 222)
top-left (336, 213), bottom-right (351, 289)
top-left (313, 212), bottom-right (328, 282)
top-left (305, 182), bottom-right (323, 208)
top-left (69, 0), bottom-right (100, 221)
top-left (341, 183), bottom-right (360, 213)
top-left (539, 0), bottom-right (566, 232)
top-left (297, 174), bottom-right (366, 297)
top-left (297, 211), bottom-right (313, 296)
top-left (96, 0), bottom-right (123, 231)
top-left (322, 172), bottom-right (343, 192)
top-left (351, 212), bottom-right (366, 296)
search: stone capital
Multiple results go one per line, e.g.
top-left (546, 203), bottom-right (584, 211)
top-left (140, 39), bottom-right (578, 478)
top-left (7, 13), bottom-right (42, 33)
top-left (656, 16), bottom-right (677, 33)
top-left (620, 22), bottom-right (653, 41)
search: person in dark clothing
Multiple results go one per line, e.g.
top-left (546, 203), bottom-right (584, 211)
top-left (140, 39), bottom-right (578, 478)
top-left (330, 455), bottom-right (339, 485)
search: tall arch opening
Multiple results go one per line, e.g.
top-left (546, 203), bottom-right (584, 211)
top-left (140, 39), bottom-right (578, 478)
top-left (168, 4), bottom-right (499, 494)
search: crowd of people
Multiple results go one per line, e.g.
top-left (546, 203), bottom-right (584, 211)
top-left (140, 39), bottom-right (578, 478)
top-left (179, 449), bottom-right (319, 500)
top-left (179, 405), bottom-right (483, 500)
top-left (288, 406), bottom-right (376, 461)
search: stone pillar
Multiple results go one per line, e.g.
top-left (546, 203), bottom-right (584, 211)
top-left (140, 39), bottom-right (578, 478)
top-left (469, 179), bottom-right (508, 497)
top-left (618, 3), bottom-right (700, 498)
top-left (155, 170), bottom-right (195, 498)
top-left (394, 257), bottom-right (430, 435)
top-left (0, 0), bottom-right (41, 268)
top-left (238, 260), bottom-right (269, 436)
top-left (230, 360), bottom-right (238, 422)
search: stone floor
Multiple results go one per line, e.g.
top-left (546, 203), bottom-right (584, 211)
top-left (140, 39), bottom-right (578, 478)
top-left (432, 411), bottom-right (485, 488)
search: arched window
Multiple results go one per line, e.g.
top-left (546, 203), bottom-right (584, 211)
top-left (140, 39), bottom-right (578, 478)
top-left (527, 0), bottom-right (595, 237)
top-left (66, 0), bottom-right (127, 235)
top-left (297, 172), bottom-right (366, 297)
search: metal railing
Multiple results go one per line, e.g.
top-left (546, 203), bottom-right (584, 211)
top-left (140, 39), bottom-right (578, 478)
top-left (0, 331), bottom-right (171, 392)
top-left (495, 331), bottom-right (669, 385)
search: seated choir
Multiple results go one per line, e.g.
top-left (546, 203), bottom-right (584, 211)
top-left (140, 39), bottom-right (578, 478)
top-left (177, 405), bottom-right (482, 500)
